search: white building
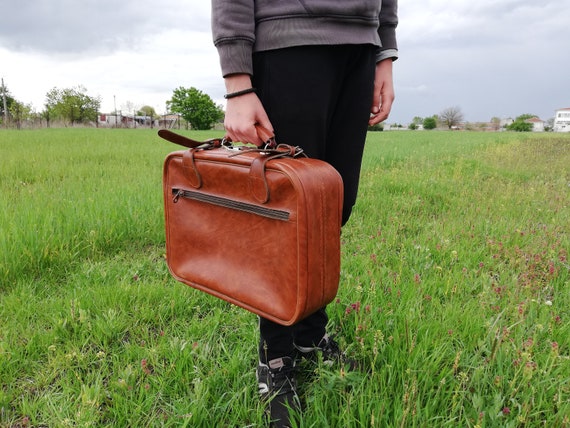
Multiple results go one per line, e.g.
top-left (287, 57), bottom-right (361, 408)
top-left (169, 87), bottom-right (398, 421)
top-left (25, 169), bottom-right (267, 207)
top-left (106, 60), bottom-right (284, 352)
top-left (500, 118), bottom-right (514, 129)
top-left (553, 107), bottom-right (570, 132)
top-left (526, 117), bottom-right (545, 132)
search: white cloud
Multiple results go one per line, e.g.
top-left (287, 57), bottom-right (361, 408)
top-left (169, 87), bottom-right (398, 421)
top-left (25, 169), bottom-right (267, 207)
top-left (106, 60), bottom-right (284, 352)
top-left (2, 0), bottom-right (569, 123)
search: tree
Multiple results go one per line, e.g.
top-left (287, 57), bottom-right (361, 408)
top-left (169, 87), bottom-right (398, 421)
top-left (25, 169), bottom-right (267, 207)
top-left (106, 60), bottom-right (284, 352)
top-left (9, 100), bottom-right (33, 129)
top-left (439, 106), bottom-right (464, 129)
top-left (423, 116), bottom-right (437, 130)
top-left (137, 105), bottom-right (157, 128)
top-left (45, 86), bottom-right (101, 125)
top-left (514, 113), bottom-right (537, 122)
top-left (138, 105), bottom-right (157, 117)
top-left (506, 113), bottom-right (538, 132)
top-left (409, 116), bottom-right (423, 130)
top-left (507, 121), bottom-right (533, 132)
top-left (167, 87), bottom-right (224, 130)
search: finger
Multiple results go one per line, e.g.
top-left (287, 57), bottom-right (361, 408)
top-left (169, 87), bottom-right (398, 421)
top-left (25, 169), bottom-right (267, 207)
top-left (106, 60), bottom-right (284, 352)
top-left (225, 122), bottom-right (256, 145)
top-left (368, 108), bottom-right (389, 126)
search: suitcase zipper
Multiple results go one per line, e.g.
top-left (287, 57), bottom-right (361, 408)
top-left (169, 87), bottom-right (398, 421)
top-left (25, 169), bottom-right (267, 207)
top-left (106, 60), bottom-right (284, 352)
top-left (172, 188), bottom-right (290, 221)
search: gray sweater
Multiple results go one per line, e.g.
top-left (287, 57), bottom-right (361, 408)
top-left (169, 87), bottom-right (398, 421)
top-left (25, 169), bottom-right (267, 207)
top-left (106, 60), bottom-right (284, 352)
top-left (212, 0), bottom-right (398, 77)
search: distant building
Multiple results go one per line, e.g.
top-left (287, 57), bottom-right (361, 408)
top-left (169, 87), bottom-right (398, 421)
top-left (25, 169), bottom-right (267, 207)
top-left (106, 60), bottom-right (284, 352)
top-left (553, 107), bottom-right (570, 132)
top-left (98, 112), bottom-right (160, 128)
top-left (526, 117), bottom-right (545, 132)
top-left (500, 118), bottom-right (514, 129)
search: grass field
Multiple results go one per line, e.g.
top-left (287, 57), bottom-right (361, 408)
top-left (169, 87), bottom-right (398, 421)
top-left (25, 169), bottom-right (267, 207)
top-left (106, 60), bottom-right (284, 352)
top-left (1, 128), bottom-right (569, 427)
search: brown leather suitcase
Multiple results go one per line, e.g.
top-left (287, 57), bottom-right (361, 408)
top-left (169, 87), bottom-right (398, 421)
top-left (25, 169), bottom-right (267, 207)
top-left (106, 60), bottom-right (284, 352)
top-left (159, 129), bottom-right (343, 325)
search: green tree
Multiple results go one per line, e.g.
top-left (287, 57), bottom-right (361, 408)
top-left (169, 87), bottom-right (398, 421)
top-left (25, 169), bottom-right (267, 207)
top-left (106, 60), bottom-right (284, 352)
top-left (507, 121), bottom-right (533, 132)
top-left (45, 86), bottom-right (101, 125)
top-left (514, 113), bottom-right (537, 122)
top-left (137, 105), bottom-right (157, 128)
top-left (506, 113), bottom-right (538, 132)
top-left (408, 116), bottom-right (423, 130)
top-left (423, 116), bottom-right (437, 130)
top-left (167, 87), bottom-right (224, 130)
top-left (9, 100), bottom-right (33, 129)
top-left (137, 105), bottom-right (157, 117)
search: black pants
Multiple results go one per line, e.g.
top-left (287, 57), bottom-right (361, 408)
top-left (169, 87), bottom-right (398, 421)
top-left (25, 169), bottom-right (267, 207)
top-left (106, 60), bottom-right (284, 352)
top-left (253, 44), bottom-right (376, 362)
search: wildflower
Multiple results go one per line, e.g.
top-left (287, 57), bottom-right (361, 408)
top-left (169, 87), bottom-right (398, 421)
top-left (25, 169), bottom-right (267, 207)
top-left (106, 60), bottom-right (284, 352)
top-left (523, 337), bottom-right (533, 350)
top-left (346, 301), bottom-right (361, 315)
top-left (141, 358), bottom-right (153, 375)
top-left (502, 407), bottom-right (510, 415)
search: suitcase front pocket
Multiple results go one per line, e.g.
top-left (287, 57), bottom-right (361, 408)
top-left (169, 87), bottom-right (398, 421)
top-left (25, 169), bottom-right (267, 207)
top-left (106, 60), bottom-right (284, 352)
top-left (172, 188), bottom-right (290, 221)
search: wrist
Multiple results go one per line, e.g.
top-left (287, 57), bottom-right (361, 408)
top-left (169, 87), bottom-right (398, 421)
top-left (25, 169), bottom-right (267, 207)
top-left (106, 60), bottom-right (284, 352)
top-left (224, 74), bottom-right (253, 93)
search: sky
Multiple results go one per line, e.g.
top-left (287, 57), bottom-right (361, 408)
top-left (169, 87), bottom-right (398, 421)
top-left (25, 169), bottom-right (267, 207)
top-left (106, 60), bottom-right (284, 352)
top-left (1, 0), bottom-right (569, 125)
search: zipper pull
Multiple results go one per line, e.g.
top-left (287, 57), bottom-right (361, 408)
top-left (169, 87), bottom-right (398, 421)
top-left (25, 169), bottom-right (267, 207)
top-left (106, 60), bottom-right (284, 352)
top-left (173, 189), bottom-right (183, 203)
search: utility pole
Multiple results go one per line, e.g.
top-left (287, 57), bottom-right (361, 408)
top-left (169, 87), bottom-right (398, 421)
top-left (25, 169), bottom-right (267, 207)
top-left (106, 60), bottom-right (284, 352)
top-left (1, 78), bottom-right (8, 127)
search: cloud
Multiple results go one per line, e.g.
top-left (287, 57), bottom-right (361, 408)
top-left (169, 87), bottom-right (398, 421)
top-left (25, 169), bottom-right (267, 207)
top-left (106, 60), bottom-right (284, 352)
top-left (2, 0), bottom-right (569, 123)
top-left (0, 0), bottom-right (211, 56)
top-left (394, 0), bottom-right (570, 121)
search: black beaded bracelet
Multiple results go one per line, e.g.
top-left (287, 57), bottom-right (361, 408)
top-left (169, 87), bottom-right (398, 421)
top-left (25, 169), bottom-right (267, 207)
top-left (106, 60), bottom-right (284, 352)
top-left (224, 87), bottom-right (256, 99)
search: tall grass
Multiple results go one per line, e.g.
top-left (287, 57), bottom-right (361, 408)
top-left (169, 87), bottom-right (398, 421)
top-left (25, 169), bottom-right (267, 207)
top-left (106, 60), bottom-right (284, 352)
top-left (1, 129), bottom-right (569, 427)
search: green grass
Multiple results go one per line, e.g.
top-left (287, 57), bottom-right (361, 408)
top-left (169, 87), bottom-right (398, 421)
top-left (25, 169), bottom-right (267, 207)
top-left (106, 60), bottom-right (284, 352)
top-left (1, 129), bottom-right (569, 427)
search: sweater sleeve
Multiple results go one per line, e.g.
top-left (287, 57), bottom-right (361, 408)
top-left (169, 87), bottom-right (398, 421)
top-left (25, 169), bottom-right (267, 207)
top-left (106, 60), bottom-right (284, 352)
top-left (211, 0), bottom-right (256, 77)
top-left (377, 0), bottom-right (398, 62)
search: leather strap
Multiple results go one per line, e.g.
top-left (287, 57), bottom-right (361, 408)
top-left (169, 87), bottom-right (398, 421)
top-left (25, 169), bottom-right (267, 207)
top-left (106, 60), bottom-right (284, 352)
top-left (249, 145), bottom-right (303, 204)
top-left (158, 129), bottom-right (221, 149)
top-left (160, 127), bottom-right (304, 204)
top-left (158, 124), bottom-right (276, 149)
top-left (182, 149), bottom-right (202, 189)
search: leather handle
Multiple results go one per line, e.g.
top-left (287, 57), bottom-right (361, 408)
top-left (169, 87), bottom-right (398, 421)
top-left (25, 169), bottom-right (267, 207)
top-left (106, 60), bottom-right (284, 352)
top-left (249, 145), bottom-right (301, 204)
top-left (223, 124), bottom-right (276, 148)
top-left (254, 124), bottom-right (276, 148)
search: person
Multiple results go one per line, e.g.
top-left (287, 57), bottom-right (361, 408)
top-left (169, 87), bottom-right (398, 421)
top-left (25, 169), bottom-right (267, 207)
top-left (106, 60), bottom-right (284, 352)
top-left (211, 1), bottom-right (398, 426)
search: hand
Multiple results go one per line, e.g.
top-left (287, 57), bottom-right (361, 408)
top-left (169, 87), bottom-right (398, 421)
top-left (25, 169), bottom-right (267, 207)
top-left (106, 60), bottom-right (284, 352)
top-left (369, 59), bottom-right (395, 126)
top-left (223, 74), bottom-right (273, 146)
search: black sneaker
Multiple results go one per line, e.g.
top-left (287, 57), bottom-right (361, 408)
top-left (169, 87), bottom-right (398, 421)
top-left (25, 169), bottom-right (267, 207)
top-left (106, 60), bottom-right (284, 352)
top-left (295, 334), bottom-right (358, 370)
top-left (257, 356), bottom-right (300, 427)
